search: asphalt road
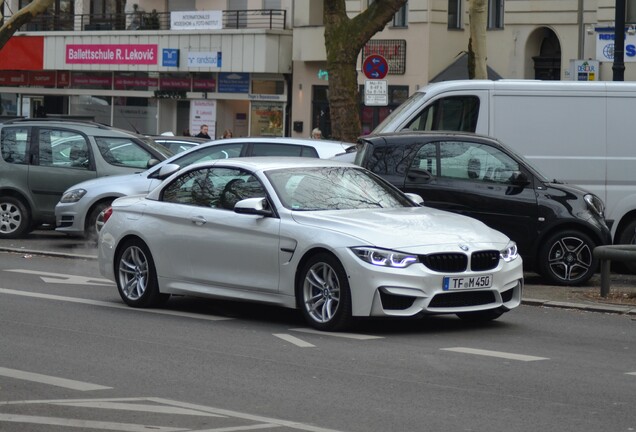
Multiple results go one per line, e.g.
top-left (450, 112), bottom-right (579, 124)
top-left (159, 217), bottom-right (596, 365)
top-left (0, 250), bottom-right (634, 432)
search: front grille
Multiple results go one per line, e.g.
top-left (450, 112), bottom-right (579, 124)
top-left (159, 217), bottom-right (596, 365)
top-left (379, 290), bottom-right (416, 310)
top-left (428, 291), bottom-right (496, 308)
top-left (420, 253), bottom-right (467, 273)
top-left (471, 250), bottom-right (500, 271)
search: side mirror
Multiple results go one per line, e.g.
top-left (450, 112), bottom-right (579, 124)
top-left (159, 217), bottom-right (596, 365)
top-left (156, 163), bottom-right (181, 180)
top-left (234, 197), bottom-right (273, 216)
top-left (510, 171), bottom-right (530, 186)
top-left (404, 192), bottom-right (424, 205)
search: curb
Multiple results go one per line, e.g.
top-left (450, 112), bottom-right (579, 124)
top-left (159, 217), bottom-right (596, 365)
top-left (522, 298), bottom-right (636, 316)
top-left (0, 247), bottom-right (97, 261)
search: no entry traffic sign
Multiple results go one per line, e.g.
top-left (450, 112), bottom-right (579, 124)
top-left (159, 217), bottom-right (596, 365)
top-left (363, 54), bottom-right (388, 79)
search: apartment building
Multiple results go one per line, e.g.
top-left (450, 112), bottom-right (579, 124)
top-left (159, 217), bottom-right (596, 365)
top-left (0, 1), bottom-right (633, 138)
top-left (291, 0), bottom-right (636, 138)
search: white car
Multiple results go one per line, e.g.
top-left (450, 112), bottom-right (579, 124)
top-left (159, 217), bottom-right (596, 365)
top-left (98, 158), bottom-right (523, 331)
top-left (56, 137), bottom-right (351, 240)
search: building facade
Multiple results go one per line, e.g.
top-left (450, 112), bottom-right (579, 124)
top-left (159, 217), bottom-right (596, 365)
top-left (1, 0), bottom-right (635, 139)
top-left (0, 0), bottom-right (292, 138)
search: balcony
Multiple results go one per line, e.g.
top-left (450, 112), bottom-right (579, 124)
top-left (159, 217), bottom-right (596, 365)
top-left (5, 9), bottom-right (287, 32)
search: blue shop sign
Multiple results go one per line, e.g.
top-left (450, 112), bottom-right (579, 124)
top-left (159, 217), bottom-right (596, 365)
top-left (219, 72), bottom-right (250, 93)
top-left (162, 49), bottom-right (179, 67)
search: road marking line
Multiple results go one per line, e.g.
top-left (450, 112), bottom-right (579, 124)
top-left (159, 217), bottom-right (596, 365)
top-left (190, 424), bottom-right (282, 431)
top-left (0, 414), bottom-right (185, 432)
top-left (52, 401), bottom-right (223, 417)
top-left (441, 347), bottom-right (549, 361)
top-left (0, 288), bottom-right (230, 321)
top-left (626, 372), bottom-right (636, 376)
top-left (0, 367), bottom-right (110, 391)
top-left (290, 328), bottom-right (383, 340)
top-left (5, 269), bottom-right (113, 286)
top-left (273, 334), bottom-right (315, 348)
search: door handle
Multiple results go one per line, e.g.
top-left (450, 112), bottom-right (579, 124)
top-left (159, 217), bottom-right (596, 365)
top-left (191, 215), bottom-right (207, 226)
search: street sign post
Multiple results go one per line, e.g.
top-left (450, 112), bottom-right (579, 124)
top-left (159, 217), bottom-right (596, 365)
top-left (363, 54), bottom-right (388, 79)
top-left (364, 80), bottom-right (388, 106)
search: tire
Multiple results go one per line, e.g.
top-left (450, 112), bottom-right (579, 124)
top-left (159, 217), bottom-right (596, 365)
top-left (0, 197), bottom-right (31, 239)
top-left (115, 238), bottom-right (169, 308)
top-left (86, 201), bottom-right (112, 242)
top-left (538, 230), bottom-right (596, 286)
top-left (617, 219), bottom-right (636, 273)
top-left (298, 253), bottom-right (352, 331)
top-left (456, 308), bottom-right (504, 322)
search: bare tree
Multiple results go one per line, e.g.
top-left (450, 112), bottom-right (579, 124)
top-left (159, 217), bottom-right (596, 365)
top-left (323, 0), bottom-right (407, 142)
top-left (0, 0), bottom-right (54, 50)
top-left (468, 0), bottom-right (488, 79)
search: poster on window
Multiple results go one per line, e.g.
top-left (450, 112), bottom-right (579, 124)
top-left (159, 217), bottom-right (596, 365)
top-left (190, 100), bottom-right (216, 138)
top-left (250, 102), bottom-right (284, 137)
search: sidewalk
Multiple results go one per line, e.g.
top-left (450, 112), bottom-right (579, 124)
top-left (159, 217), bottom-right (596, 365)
top-left (1, 229), bottom-right (636, 316)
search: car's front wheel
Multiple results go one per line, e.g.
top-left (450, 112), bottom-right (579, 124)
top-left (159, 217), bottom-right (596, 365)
top-left (115, 239), bottom-right (169, 307)
top-left (0, 197), bottom-right (31, 239)
top-left (298, 253), bottom-right (352, 331)
top-left (86, 201), bottom-right (112, 242)
top-left (538, 230), bottom-right (596, 286)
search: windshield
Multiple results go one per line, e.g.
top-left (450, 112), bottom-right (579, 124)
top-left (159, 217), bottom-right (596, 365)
top-left (373, 91), bottom-right (427, 133)
top-left (266, 166), bottom-right (414, 211)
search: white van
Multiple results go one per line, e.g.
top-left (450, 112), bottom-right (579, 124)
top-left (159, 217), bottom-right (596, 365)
top-left (373, 79), bottom-right (636, 249)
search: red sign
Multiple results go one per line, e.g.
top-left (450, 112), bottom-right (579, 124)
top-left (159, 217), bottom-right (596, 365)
top-left (0, 36), bottom-right (44, 70)
top-left (0, 71), bottom-right (28, 86)
top-left (29, 71), bottom-right (56, 87)
top-left (363, 54), bottom-right (388, 79)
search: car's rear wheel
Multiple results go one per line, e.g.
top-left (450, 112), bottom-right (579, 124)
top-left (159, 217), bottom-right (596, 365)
top-left (86, 201), bottom-right (112, 242)
top-left (456, 308), bottom-right (504, 322)
top-left (538, 230), bottom-right (596, 286)
top-left (115, 238), bottom-right (169, 307)
top-left (0, 197), bottom-right (31, 239)
top-left (298, 253), bottom-right (351, 331)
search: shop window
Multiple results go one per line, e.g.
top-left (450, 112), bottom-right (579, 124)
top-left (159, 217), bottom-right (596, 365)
top-left (69, 95), bottom-right (111, 125)
top-left (360, 85), bottom-right (409, 135)
top-left (113, 97), bottom-right (158, 135)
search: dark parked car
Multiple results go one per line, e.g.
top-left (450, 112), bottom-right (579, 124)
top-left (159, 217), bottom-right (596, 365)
top-left (355, 131), bottom-right (611, 286)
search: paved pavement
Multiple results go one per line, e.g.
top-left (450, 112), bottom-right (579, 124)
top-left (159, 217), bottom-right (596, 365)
top-left (1, 228), bottom-right (635, 317)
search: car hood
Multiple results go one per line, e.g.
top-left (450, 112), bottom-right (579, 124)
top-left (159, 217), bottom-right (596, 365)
top-left (291, 207), bottom-right (510, 252)
top-left (64, 172), bottom-right (151, 193)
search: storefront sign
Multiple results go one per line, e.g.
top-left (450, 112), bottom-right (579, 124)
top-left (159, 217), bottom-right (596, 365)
top-left (66, 44), bottom-right (158, 65)
top-left (160, 77), bottom-right (191, 90)
top-left (0, 71), bottom-right (28, 86)
top-left (162, 49), bottom-right (180, 67)
top-left (114, 76), bottom-right (159, 90)
top-left (193, 77), bottom-right (216, 92)
top-left (250, 102), bottom-right (284, 137)
top-left (71, 74), bottom-right (113, 88)
top-left (187, 52), bottom-right (222, 68)
top-left (218, 73), bottom-right (249, 93)
top-left (171, 10), bottom-right (222, 30)
top-left (29, 71), bottom-right (56, 87)
top-left (595, 28), bottom-right (636, 62)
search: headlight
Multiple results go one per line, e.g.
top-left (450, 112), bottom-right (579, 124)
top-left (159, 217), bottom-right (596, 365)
top-left (500, 241), bottom-right (519, 262)
top-left (60, 189), bottom-right (87, 203)
top-left (584, 193), bottom-right (605, 218)
top-left (351, 247), bottom-right (419, 268)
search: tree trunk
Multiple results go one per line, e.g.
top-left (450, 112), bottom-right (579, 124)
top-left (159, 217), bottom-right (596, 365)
top-left (468, 0), bottom-right (488, 79)
top-left (0, 0), bottom-right (54, 50)
top-left (323, 0), bottom-right (407, 142)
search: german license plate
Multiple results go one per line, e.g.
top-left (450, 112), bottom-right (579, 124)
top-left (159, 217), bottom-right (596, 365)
top-left (443, 274), bottom-right (492, 290)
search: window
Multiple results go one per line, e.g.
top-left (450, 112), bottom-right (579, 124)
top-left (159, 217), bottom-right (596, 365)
top-left (488, 0), bottom-right (504, 29)
top-left (250, 143), bottom-right (318, 158)
top-left (162, 167), bottom-right (265, 210)
top-left (435, 141), bottom-right (519, 183)
top-left (392, 3), bottom-right (407, 28)
top-left (39, 130), bottom-right (91, 170)
top-left (448, 0), bottom-right (461, 29)
top-left (0, 128), bottom-right (29, 165)
top-left (95, 137), bottom-right (155, 169)
top-left (406, 96), bottom-right (479, 132)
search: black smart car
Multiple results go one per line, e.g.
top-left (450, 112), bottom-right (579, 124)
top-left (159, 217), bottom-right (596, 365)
top-left (355, 131), bottom-right (611, 286)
